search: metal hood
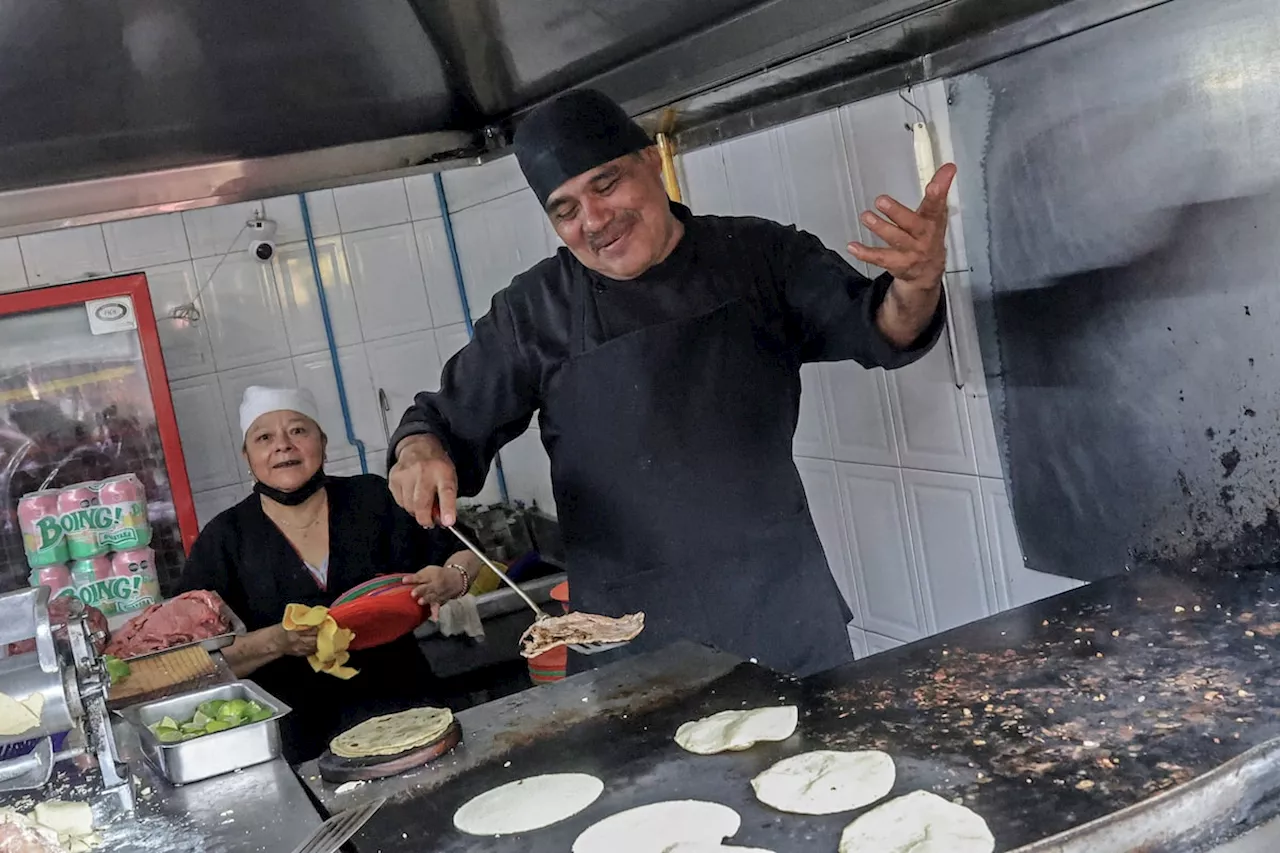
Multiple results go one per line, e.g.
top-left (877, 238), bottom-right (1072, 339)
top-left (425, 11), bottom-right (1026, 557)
top-left (0, 0), bottom-right (1170, 237)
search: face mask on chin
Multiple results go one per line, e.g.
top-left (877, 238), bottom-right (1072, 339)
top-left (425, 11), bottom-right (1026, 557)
top-left (254, 468), bottom-right (327, 507)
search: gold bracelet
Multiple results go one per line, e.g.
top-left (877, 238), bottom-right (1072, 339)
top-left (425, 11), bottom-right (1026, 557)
top-left (445, 563), bottom-right (471, 599)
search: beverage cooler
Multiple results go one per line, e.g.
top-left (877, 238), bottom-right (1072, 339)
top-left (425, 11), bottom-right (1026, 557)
top-left (0, 274), bottom-right (197, 602)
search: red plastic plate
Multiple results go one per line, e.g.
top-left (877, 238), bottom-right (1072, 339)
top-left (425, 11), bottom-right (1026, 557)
top-left (329, 585), bottom-right (428, 651)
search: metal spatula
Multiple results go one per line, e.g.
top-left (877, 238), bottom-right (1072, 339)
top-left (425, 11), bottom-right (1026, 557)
top-left (444, 524), bottom-right (630, 655)
top-left (289, 798), bottom-right (384, 853)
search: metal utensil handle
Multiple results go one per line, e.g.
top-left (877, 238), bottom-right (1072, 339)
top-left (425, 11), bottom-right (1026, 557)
top-left (445, 524), bottom-right (550, 620)
top-left (291, 798), bottom-right (385, 853)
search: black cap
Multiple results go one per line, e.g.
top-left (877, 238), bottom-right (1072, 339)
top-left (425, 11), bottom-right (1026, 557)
top-left (514, 89), bottom-right (653, 208)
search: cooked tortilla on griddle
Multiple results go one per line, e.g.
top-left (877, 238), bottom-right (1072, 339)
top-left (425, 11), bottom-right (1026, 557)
top-left (519, 612), bottom-right (645, 658)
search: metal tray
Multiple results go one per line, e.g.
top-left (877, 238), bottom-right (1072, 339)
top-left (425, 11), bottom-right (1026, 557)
top-left (117, 680), bottom-right (291, 785)
top-left (113, 600), bottom-right (248, 663)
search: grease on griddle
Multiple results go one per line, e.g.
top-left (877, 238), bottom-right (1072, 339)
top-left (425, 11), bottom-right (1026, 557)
top-left (811, 576), bottom-right (1280, 828)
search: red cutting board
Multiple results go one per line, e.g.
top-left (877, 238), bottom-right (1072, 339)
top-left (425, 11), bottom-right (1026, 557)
top-left (329, 580), bottom-right (429, 651)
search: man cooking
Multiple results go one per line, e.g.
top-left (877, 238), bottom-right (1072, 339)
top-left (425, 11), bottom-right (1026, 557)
top-left (389, 89), bottom-right (953, 677)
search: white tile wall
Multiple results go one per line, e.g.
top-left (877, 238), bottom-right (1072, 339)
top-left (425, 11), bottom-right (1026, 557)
top-left (346, 224), bottom-right (435, 340)
top-left (902, 468), bottom-right (998, 633)
top-left (103, 213), bottom-right (191, 271)
top-left (865, 631), bottom-right (906, 655)
top-left (333, 179), bottom-right (412, 233)
top-left (981, 478), bottom-right (1083, 609)
top-left (293, 345), bottom-right (385, 461)
top-left (144, 262), bottom-right (216, 380)
top-left (366, 331), bottom-right (444, 415)
top-left (498, 429), bottom-right (556, 514)
top-left (837, 462), bottom-right (927, 641)
top-left (415, 218), bottom-right (466, 328)
top-left (846, 623), bottom-right (869, 660)
top-left (450, 189), bottom-right (556, 313)
top-left (198, 254), bottom-right (291, 371)
top-left (796, 457), bottom-right (858, 614)
top-left (272, 238), bottom-right (362, 354)
top-left (169, 375), bottom-right (241, 492)
top-left (20, 225), bottom-right (111, 286)
top-left (404, 174), bottom-right (444, 221)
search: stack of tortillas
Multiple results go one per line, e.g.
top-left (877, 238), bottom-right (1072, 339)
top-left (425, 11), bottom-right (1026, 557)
top-left (329, 707), bottom-right (453, 759)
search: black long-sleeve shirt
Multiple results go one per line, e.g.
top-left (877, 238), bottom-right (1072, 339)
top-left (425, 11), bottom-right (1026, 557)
top-left (389, 203), bottom-right (945, 495)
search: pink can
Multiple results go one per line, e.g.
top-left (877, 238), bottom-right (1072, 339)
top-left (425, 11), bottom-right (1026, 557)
top-left (110, 547), bottom-right (154, 578)
top-left (97, 474), bottom-right (150, 550)
top-left (98, 474), bottom-right (143, 506)
top-left (33, 565), bottom-right (74, 599)
top-left (56, 483), bottom-right (98, 513)
top-left (17, 490), bottom-right (68, 568)
top-left (58, 483), bottom-right (110, 559)
top-left (110, 547), bottom-right (162, 613)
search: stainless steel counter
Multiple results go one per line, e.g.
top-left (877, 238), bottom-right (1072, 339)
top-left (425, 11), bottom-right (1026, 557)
top-left (97, 716), bottom-right (325, 853)
top-left (0, 699), bottom-right (324, 853)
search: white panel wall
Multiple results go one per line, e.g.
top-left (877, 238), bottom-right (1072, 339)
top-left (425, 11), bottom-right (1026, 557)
top-left (677, 86), bottom-right (1083, 656)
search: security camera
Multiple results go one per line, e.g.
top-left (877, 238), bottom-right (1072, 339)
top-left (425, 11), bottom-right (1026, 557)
top-left (249, 239), bottom-right (275, 262)
top-left (246, 217), bottom-right (277, 263)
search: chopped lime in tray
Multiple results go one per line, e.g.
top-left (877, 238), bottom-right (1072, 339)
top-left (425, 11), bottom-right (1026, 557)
top-left (196, 700), bottom-right (227, 718)
top-left (221, 699), bottom-right (251, 719)
top-left (246, 705), bottom-right (273, 723)
top-left (147, 696), bottom-right (276, 743)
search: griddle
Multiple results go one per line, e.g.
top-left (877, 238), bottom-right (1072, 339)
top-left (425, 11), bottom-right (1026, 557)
top-left (302, 565), bottom-right (1280, 852)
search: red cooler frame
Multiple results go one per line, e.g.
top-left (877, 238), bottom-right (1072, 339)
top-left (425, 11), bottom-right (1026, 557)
top-left (0, 274), bottom-right (199, 553)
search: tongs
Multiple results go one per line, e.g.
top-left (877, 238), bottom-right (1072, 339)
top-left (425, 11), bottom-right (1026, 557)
top-left (443, 524), bottom-right (630, 655)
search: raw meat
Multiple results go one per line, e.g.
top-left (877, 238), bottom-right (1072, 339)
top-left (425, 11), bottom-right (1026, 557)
top-left (5, 600), bottom-right (108, 657)
top-left (104, 591), bottom-right (229, 658)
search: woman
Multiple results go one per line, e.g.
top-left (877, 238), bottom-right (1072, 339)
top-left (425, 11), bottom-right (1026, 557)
top-left (178, 386), bottom-right (481, 763)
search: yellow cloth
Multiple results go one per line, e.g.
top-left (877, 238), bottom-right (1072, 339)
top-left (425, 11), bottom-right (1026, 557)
top-left (282, 603), bottom-right (358, 680)
top-left (467, 560), bottom-right (508, 596)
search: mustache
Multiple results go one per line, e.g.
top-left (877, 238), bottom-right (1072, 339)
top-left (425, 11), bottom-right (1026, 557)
top-left (586, 211), bottom-right (639, 251)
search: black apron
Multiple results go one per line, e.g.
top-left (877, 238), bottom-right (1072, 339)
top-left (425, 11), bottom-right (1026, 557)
top-left (542, 271), bottom-right (855, 677)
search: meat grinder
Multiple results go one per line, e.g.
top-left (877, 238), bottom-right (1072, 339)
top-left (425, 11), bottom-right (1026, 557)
top-left (0, 586), bottom-right (134, 817)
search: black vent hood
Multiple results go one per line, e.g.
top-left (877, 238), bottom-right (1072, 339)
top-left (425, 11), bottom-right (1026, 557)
top-left (0, 0), bottom-right (1170, 236)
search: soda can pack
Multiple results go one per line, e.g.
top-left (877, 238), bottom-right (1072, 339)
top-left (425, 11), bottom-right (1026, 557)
top-left (18, 474), bottom-right (159, 614)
